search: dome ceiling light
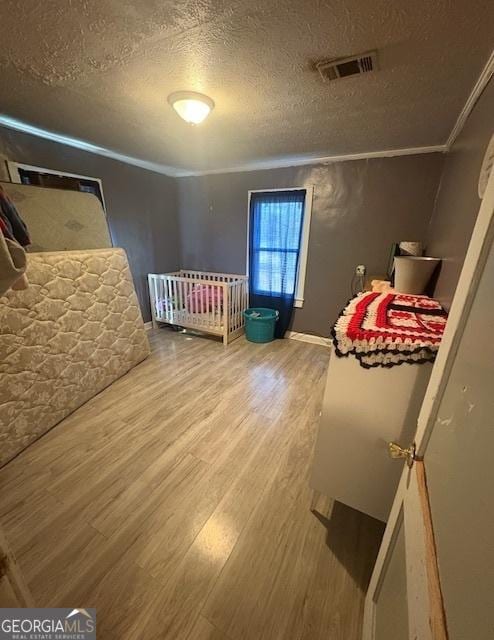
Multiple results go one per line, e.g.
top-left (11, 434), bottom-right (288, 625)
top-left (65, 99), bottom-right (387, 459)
top-left (167, 91), bottom-right (214, 125)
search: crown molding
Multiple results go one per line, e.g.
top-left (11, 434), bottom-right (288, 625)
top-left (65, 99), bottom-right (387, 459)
top-left (179, 146), bottom-right (446, 177)
top-left (0, 113), bottom-right (445, 178)
top-left (0, 115), bottom-right (187, 177)
top-left (445, 49), bottom-right (494, 150)
top-left (5, 44), bottom-right (494, 182)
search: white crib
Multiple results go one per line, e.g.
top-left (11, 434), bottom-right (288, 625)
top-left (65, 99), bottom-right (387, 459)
top-left (148, 270), bottom-right (249, 345)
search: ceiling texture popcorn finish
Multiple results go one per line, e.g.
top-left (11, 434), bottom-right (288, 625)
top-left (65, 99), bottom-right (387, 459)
top-left (0, 0), bottom-right (493, 175)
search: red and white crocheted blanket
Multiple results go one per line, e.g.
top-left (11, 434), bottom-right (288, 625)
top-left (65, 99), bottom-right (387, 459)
top-left (332, 292), bottom-right (447, 368)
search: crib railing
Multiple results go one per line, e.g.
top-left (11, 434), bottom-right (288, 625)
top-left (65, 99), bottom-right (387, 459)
top-left (228, 276), bottom-right (249, 333)
top-left (179, 270), bottom-right (246, 283)
top-left (148, 271), bottom-right (248, 344)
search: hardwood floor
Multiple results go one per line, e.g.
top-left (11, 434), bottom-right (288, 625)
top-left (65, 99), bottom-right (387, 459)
top-left (0, 328), bottom-right (383, 639)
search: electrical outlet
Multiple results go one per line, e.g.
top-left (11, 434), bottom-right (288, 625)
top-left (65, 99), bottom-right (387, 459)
top-left (356, 264), bottom-right (366, 276)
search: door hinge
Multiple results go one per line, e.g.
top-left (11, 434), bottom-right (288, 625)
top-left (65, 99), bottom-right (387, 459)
top-left (388, 441), bottom-right (416, 468)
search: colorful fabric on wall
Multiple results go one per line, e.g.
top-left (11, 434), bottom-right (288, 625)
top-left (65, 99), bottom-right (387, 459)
top-left (0, 233), bottom-right (28, 296)
top-left (0, 186), bottom-right (30, 295)
top-left (332, 291), bottom-right (447, 368)
top-left (0, 185), bottom-right (31, 247)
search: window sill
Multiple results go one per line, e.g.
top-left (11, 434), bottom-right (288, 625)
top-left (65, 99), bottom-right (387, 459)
top-left (294, 298), bottom-right (304, 309)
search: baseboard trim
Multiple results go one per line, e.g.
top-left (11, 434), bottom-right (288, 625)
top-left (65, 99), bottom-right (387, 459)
top-left (144, 321), bottom-right (153, 331)
top-left (286, 331), bottom-right (331, 347)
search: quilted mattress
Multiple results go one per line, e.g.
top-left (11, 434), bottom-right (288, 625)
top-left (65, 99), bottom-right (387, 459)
top-left (1, 181), bottom-right (112, 253)
top-left (0, 248), bottom-right (150, 467)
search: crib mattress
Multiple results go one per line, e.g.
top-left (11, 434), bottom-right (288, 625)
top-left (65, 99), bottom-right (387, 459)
top-left (0, 248), bottom-right (150, 467)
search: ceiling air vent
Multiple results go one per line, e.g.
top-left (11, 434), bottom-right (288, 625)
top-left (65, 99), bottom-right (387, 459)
top-left (316, 51), bottom-right (378, 82)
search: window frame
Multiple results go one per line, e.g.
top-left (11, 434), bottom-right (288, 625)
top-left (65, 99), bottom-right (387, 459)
top-left (246, 186), bottom-right (313, 308)
top-left (6, 161), bottom-right (107, 213)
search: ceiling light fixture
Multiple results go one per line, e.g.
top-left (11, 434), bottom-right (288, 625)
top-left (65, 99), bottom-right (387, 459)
top-left (167, 91), bottom-right (214, 125)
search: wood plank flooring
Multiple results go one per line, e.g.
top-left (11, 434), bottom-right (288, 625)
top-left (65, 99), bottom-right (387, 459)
top-left (0, 328), bottom-right (383, 639)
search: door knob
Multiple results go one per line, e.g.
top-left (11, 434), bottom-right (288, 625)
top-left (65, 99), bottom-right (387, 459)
top-left (388, 441), bottom-right (416, 468)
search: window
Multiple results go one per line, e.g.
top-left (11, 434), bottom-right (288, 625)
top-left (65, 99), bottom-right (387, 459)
top-left (248, 188), bottom-right (313, 306)
top-left (6, 161), bottom-right (106, 211)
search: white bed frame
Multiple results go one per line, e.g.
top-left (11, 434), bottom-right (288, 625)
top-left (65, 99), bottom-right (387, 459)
top-left (148, 270), bottom-right (249, 345)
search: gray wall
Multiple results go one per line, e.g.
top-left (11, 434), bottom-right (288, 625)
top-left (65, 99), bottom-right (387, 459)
top-left (8, 115), bottom-right (485, 334)
top-left (178, 155), bottom-right (444, 335)
top-left (427, 77), bottom-right (494, 309)
top-left (0, 126), bottom-right (180, 322)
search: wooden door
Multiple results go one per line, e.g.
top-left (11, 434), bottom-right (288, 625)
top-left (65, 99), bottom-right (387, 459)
top-left (363, 164), bottom-right (494, 639)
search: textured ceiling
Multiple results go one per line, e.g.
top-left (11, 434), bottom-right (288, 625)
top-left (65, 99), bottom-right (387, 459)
top-left (0, 0), bottom-right (493, 174)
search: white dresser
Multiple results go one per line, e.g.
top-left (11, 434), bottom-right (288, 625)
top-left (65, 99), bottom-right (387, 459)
top-left (310, 347), bottom-right (432, 522)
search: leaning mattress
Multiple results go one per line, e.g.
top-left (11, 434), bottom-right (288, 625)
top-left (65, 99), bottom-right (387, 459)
top-left (0, 248), bottom-right (150, 467)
